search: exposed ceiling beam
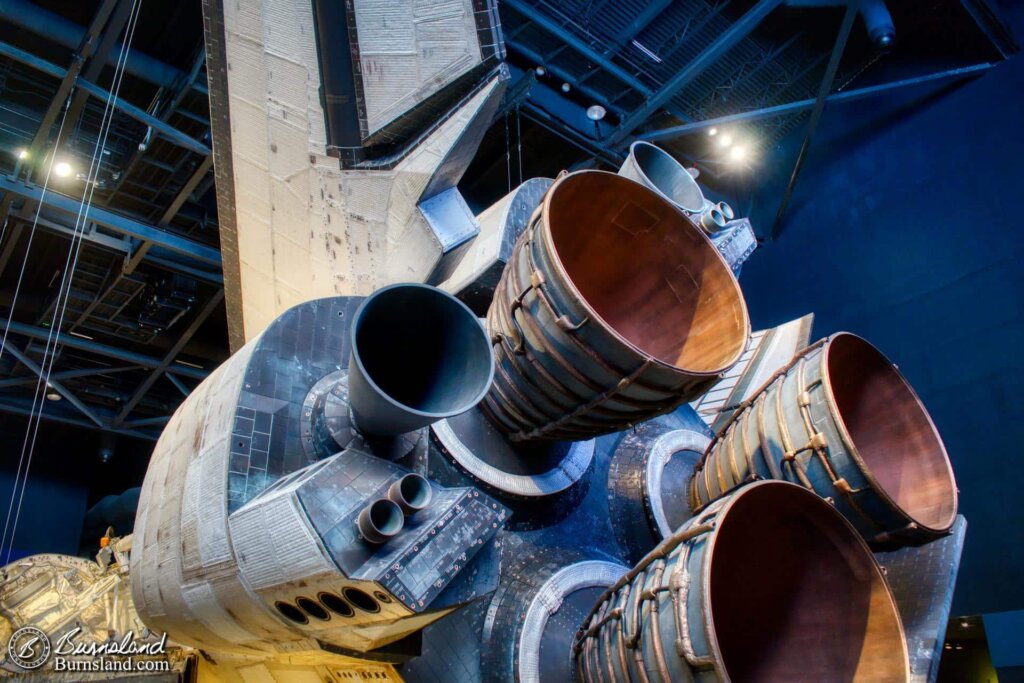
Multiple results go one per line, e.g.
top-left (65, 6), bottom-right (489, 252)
top-left (52, 0), bottom-right (136, 167)
top-left (113, 288), bottom-right (223, 426)
top-left (502, 0), bottom-right (654, 96)
top-left (164, 371), bottom-right (191, 397)
top-left (0, 40), bottom-right (210, 156)
top-left (0, 364), bottom-right (139, 388)
top-left (605, 0), bottom-right (784, 146)
top-left (603, 0), bottom-right (674, 57)
top-left (504, 38), bottom-right (628, 116)
top-left (0, 174), bottom-right (221, 266)
top-left (0, 0), bottom-right (120, 235)
top-left (519, 101), bottom-right (624, 167)
top-left (0, 397), bottom-right (157, 439)
top-left (0, 319), bottom-right (209, 379)
top-left (122, 415), bottom-right (170, 428)
top-left (124, 154), bottom-right (214, 274)
top-left (0, 0), bottom-right (186, 88)
top-left (24, 0), bottom-right (118, 161)
top-left (639, 62), bottom-right (998, 141)
top-left (960, 0), bottom-right (1018, 59)
top-left (770, 2), bottom-right (858, 240)
top-left (1, 344), bottom-right (104, 426)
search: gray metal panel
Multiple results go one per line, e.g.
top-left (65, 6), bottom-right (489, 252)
top-left (419, 188), bottom-right (481, 285)
top-left (876, 516), bottom-right (968, 683)
top-left (710, 217), bottom-right (758, 275)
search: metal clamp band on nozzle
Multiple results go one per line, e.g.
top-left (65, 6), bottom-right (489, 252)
top-left (347, 283), bottom-right (495, 436)
top-left (357, 498), bottom-right (404, 544)
top-left (387, 473), bottom-right (433, 515)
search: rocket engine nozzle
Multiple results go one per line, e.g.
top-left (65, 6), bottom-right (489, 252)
top-left (357, 498), bottom-right (405, 544)
top-left (348, 283), bottom-right (495, 436)
top-left (388, 473), bottom-right (433, 514)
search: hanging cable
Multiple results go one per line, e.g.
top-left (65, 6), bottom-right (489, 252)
top-left (0, 95), bottom-right (76, 564)
top-left (2, 0), bottom-right (144, 565)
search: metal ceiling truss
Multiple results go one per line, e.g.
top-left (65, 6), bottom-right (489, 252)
top-left (639, 62), bottom-right (998, 142)
top-left (0, 0), bottom-right (225, 438)
top-left (0, 285), bottom-right (218, 439)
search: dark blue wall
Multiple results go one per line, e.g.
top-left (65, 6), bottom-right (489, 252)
top-left (737, 15), bottom-right (1023, 616)
top-left (0, 467), bottom-right (87, 560)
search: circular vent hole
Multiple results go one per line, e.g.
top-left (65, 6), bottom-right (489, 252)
top-left (318, 592), bottom-right (354, 618)
top-left (296, 596), bottom-right (330, 621)
top-left (274, 601), bottom-right (308, 624)
top-left (343, 587), bottom-right (379, 613)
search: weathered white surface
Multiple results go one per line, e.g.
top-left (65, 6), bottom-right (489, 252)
top-left (355, 0), bottom-right (483, 135)
top-left (219, 0), bottom-right (501, 341)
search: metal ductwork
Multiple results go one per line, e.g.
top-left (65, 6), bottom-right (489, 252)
top-left (691, 332), bottom-right (958, 544)
top-left (575, 481), bottom-right (910, 682)
top-left (483, 170), bottom-right (750, 442)
top-left (348, 284), bottom-right (495, 436)
top-left (618, 141), bottom-right (705, 214)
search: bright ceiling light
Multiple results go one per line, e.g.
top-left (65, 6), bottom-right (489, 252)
top-left (17, 148), bottom-right (29, 160)
top-left (729, 145), bottom-right (747, 162)
top-left (708, 127), bottom-right (718, 137)
top-left (586, 105), bottom-right (606, 121)
top-left (535, 65), bottom-right (546, 76)
top-left (718, 134), bottom-right (733, 148)
top-left (54, 160), bottom-right (73, 178)
top-left (561, 82), bottom-right (571, 93)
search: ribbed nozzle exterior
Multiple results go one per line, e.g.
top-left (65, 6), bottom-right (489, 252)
top-left (575, 481), bottom-right (910, 682)
top-left (357, 498), bottom-right (404, 544)
top-left (347, 283), bottom-right (495, 436)
top-left (387, 473), bottom-right (433, 515)
top-left (483, 170), bottom-right (749, 442)
top-left (691, 332), bottom-right (957, 543)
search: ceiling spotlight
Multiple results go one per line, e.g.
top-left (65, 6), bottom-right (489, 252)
top-left (45, 384), bottom-right (61, 401)
top-left (708, 127), bottom-right (718, 137)
top-left (561, 82), bottom-right (571, 93)
top-left (718, 134), bottom-right (733, 148)
top-left (586, 105), bottom-right (606, 122)
top-left (729, 145), bottom-right (747, 162)
top-left (54, 160), bottom-right (73, 178)
top-left (535, 65), bottom-right (546, 76)
top-left (17, 148), bottom-right (29, 160)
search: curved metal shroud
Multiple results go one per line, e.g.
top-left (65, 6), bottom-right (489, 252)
top-left (691, 332), bottom-right (957, 544)
top-left (618, 141), bottom-right (705, 214)
top-left (348, 284), bottom-right (494, 436)
top-left (607, 418), bottom-right (710, 564)
top-left (483, 171), bottom-right (749, 442)
top-left (574, 481), bottom-right (909, 682)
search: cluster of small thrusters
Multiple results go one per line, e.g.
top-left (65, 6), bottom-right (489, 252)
top-left (273, 587), bottom-right (394, 624)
